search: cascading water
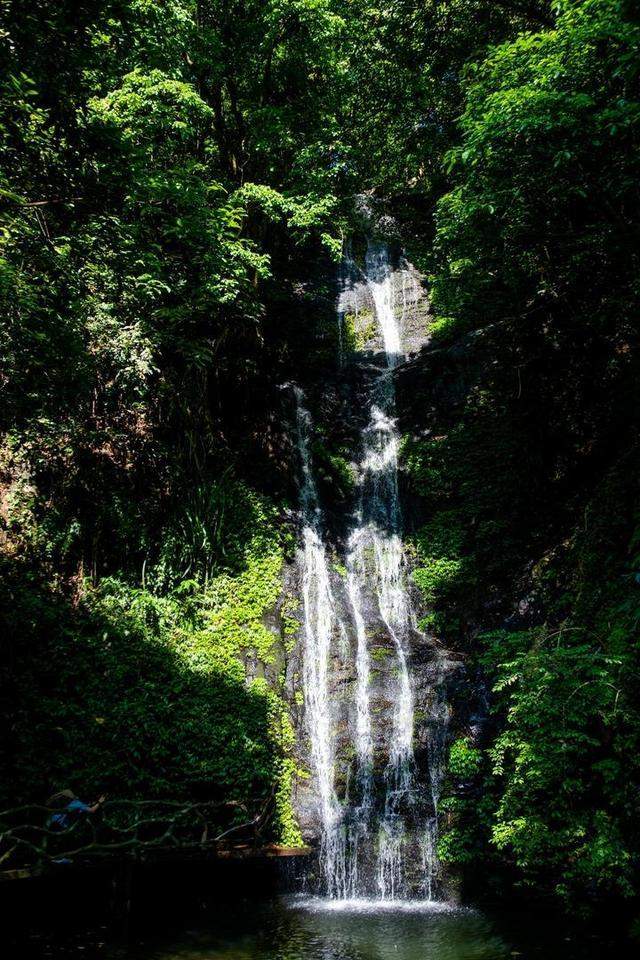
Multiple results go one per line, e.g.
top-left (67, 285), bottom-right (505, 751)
top-left (293, 388), bottom-right (348, 899)
top-left (294, 238), bottom-right (450, 903)
top-left (351, 243), bottom-right (418, 900)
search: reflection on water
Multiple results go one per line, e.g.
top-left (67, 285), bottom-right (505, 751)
top-left (128, 897), bottom-right (511, 960)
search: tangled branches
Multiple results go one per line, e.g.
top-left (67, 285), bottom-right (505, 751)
top-left (0, 794), bottom-right (276, 875)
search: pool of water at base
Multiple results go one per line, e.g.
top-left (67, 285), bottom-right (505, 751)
top-left (123, 896), bottom-right (627, 960)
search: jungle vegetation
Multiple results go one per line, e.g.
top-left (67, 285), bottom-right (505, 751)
top-left (1, 0), bottom-right (638, 914)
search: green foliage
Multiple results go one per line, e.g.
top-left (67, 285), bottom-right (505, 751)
top-left (153, 474), bottom-right (287, 588)
top-left (1, 571), bottom-right (255, 807)
top-left (0, 0), bottom-right (348, 845)
top-left (437, 818), bottom-right (479, 867)
top-left (403, 420), bottom-right (529, 640)
top-left (448, 738), bottom-right (483, 781)
top-left (280, 593), bottom-right (302, 652)
top-left (268, 699), bottom-right (305, 847)
top-left (481, 625), bottom-right (638, 901)
top-left (432, 0), bottom-right (640, 348)
top-left (402, 0), bottom-right (640, 909)
top-left (342, 308), bottom-right (377, 352)
top-left (328, 0), bottom-right (547, 194)
top-left (311, 438), bottom-right (357, 502)
top-left (0, 475), bottom-right (303, 844)
top-left (436, 740), bottom-right (489, 867)
top-left (412, 558), bottom-right (462, 630)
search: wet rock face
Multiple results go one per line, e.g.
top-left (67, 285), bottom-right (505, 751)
top-left (338, 241), bottom-right (431, 361)
top-left (284, 240), bottom-right (468, 898)
top-left (286, 590), bottom-right (465, 845)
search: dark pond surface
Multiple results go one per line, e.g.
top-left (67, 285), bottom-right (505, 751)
top-left (123, 896), bottom-right (630, 960)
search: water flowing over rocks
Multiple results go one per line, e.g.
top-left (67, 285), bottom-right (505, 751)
top-left (286, 238), bottom-right (465, 901)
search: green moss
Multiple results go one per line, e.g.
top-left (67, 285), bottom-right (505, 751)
top-left (260, 681), bottom-right (304, 848)
top-left (280, 593), bottom-right (301, 652)
top-left (428, 315), bottom-right (460, 343)
top-left (342, 312), bottom-right (357, 352)
top-left (342, 308), bottom-right (376, 352)
top-left (311, 438), bottom-right (357, 500)
top-left (370, 646), bottom-right (392, 662)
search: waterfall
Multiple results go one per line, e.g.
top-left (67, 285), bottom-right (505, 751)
top-left (356, 241), bottom-right (417, 900)
top-left (293, 388), bottom-right (349, 898)
top-left (294, 239), bottom-right (449, 902)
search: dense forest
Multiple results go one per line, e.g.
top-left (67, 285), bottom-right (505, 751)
top-left (1, 0), bottom-right (639, 928)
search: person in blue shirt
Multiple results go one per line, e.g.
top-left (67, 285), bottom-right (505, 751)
top-left (46, 789), bottom-right (106, 831)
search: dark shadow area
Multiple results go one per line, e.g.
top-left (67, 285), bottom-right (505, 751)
top-left (0, 558), bottom-right (278, 822)
top-left (3, 856), bottom-right (297, 958)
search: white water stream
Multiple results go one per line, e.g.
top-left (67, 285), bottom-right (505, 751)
top-left (295, 240), bottom-right (449, 903)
